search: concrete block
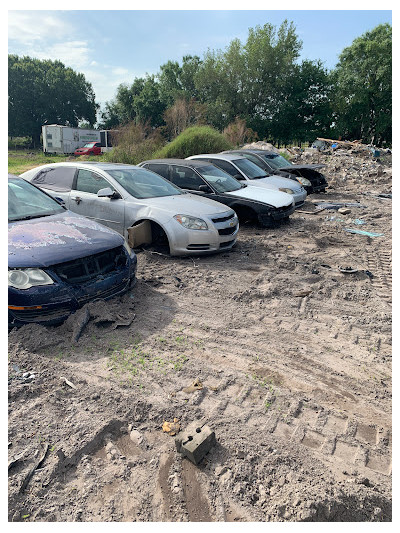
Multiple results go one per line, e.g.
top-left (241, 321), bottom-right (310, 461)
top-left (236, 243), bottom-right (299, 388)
top-left (175, 421), bottom-right (216, 465)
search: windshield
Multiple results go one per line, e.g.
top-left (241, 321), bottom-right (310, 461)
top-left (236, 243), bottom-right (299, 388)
top-left (234, 158), bottom-right (268, 179)
top-left (197, 165), bottom-right (243, 193)
top-left (83, 142), bottom-right (96, 147)
top-left (259, 153), bottom-right (292, 169)
top-left (107, 168), bottom-right (183, 199)
top-left (8, 178), bottom-right (65, 222)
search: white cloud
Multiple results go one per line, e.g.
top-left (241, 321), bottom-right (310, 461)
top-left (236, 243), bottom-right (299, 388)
top-left (8, 11), bottom-right (72, 45)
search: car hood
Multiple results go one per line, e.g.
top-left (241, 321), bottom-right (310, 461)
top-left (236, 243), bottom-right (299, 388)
top-left (126, 193), bottom-right (233, 217)
top-left (252, 175), bottom-right (304, 192)
top-left (226, 186), bottom-right (294, 207)
top-left (279, 163), bottom-right (326, 171)
top-left (8, 210), bottom-right (124, 268)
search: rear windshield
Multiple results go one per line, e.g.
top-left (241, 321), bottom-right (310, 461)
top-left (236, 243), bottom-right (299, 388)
top-left (234, 158), bottom-right (268, 179)
top-left (107, 168), bottom-right (183, 199)
top-left (8, 178), bottom-right (64, 222)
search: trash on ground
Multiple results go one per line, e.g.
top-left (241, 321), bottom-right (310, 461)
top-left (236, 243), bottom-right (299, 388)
top-left (19, 443), bottom-right (50, 493)
top-left (182, 378), bottom-right (203, 394)
top-left (60, 377), bottom-right (77, 390)
top-left (353, 219), bottom-right (366, 225)
top-left (294, 289), bottom-right (312, 297)
top-left (162, 418), bottom-right (180, 436)
top-left (339, 266), bottom-right (359, 274)
top-left (344, 228), bottom-right (384, 237)
top-left (175, 421), bottom-right (216, 465)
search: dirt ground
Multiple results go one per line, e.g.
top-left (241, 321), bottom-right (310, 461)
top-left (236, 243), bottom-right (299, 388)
top-left (8, 149), bottom-right (392, 522)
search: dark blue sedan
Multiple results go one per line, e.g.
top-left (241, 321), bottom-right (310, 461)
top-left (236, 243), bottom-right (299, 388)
top-left (8, 175), bottom-right (137, 328)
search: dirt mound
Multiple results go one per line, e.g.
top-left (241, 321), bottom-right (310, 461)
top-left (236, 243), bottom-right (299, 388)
top-left (8, 151), bottom-right (391, 522)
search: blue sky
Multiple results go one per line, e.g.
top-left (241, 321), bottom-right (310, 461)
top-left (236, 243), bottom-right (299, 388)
top-left (8, 7), bottom-right (393, 111)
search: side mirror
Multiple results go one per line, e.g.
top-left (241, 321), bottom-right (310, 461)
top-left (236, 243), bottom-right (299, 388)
top-left (198, 185), bottom-right (212, 193)
top-left (97, 187), bottom-right (120, 199)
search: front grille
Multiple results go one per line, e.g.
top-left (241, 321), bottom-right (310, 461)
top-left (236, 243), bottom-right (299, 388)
top-left (211, 213), bottom-right (236, 224)
top-left (9, 306), bottom-right (71, 323)
top-left (186, 244), bottom-right (210, 250)
top-left (77, 280), bottom-right (129, 305)
top-left (218, 224), bottom-right (238, 236)
top-left (52, 246), bottom-right (127, 284)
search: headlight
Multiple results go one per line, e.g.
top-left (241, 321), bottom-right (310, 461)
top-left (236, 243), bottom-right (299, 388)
top-left (174, 215), bottom-right (208, 230)
top-left (295, 176), bottom-right (312, 187)
top-left (279, 188), bottom-right (294, 194)
top-left (8, 268), bottom-right (54, 290)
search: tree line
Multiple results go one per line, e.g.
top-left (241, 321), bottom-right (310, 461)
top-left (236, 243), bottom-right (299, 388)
top-left (8, 21), bottom-right (392, 148)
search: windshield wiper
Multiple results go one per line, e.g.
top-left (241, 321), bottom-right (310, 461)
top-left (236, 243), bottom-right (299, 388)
top-left (9, 213), bottom-right (56, 222)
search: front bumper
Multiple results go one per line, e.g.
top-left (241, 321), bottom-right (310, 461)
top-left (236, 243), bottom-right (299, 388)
top-left (258, 202), bottom-right (296, 226)
top-left (8, 250), bottom-right (137, 328)
top-left (165, 211), bottom-right (239, 256)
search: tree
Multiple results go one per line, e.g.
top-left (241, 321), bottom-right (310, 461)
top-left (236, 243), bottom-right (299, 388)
top-left (331, 23), bottom-right (392, 145)
top-left (8, 55), bottom-right (98, 147)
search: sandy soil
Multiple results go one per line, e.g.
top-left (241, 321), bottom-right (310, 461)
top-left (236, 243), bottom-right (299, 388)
top-left (8, 150), bottom-right (392, 522)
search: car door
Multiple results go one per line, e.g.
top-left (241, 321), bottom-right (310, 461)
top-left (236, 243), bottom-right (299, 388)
top-left (68, 168), bottom-right (125, 234)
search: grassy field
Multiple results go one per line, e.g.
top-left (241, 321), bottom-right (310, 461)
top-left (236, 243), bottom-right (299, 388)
top-left (8, 150), bottom-right (106, 175)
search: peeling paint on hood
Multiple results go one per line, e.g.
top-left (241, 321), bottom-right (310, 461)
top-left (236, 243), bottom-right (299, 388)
top-left (9, 211), bottom-right (124, 269)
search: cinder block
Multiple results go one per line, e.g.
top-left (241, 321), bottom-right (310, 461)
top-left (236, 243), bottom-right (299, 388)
top-left (175, 421), bottom-right (216, 465)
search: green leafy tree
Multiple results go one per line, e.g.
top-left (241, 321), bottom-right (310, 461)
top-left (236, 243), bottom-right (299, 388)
top-left (331, 23), bottom-right (392, 145)
top-left (8, 55), bottom-right (98, 147)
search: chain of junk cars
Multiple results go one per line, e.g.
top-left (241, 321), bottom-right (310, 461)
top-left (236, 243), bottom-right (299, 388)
top-left (8, 150), bottom-right (328, 328)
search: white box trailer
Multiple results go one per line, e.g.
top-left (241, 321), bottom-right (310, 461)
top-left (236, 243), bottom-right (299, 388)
top-left (42, 124), bottom-right (113, 154)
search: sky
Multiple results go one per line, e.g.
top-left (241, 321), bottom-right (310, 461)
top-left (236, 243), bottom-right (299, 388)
top-left (8, 5), bottom-right (393, 112)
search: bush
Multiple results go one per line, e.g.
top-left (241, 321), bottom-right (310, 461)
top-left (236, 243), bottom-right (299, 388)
top-left (153, 125), bottom-right (233, 159)
top-left (103, 122), bottom-right (165, 165)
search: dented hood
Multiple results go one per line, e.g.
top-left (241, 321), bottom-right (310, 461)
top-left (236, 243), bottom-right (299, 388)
top-left (8, 211), bottom-right (124, 268)
top-left (226, 185), bottom-right (294, 208)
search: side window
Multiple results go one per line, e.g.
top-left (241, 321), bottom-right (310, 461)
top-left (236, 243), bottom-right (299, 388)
top-left (211, 159), bottom-right (242, 178)
top-left (74, 169), bottom-right (112, 194)
top-left (31, 166), bottom-right (76, 192)
top-left (145, 164), bottom-right (170, 180)
top-left (94, 143), bottom-right (101, 148)
top-left (170, 166), bottom-right (205, 190)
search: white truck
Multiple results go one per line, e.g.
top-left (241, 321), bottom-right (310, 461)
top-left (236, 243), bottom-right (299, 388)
top-left (42, 124), bottom-right (114, 154)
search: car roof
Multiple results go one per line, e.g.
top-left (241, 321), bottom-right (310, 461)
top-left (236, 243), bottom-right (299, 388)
top-left (141, 158), bottom-right (210, 168)
top-left (189, 153), bottom-right (243, 162)
top-left (225, 149), bottom-right (277, 156)
top-left (26, 162), bottom-right (143, 171)
top-left (8, 174), bottom-right (20, 180)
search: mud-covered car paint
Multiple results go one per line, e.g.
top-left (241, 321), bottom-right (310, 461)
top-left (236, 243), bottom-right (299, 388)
top-left (8, 176), bottom-right (137, 327)
top-left (21, 163), bottom-right (239, 256)
top-left (222, 149), bottom-right (328, 194)
top-left (139, 159), bottom-right (296, 226)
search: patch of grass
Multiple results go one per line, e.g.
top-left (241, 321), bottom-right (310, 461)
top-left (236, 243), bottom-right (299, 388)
top-left (8, 149), bottom-right (106, 175)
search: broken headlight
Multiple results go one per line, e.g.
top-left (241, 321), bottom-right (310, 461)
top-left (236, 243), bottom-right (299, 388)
top-left (8, 268), bottom-right (54, 290)
top-left (174, 215), bottom-right (208, 230)
top-left (294, 176), bottom-right (312, 187)
top-left (279, 187), bottom-right (294, 194)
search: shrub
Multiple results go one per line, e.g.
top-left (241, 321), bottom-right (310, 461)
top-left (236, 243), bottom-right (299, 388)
top-left (103, 121), bottom-right (165, 165)
top-left (223, 118), bottom-right (258, 147)
top-left (153, 125), bottom-right (233, 159)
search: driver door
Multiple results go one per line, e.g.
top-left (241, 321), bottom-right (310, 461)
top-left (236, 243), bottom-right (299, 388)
top-left (67, 168), bottom-right (125, 234)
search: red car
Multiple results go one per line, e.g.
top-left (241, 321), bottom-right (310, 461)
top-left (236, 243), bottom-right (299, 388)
top-left (74, 142), bottom-right (102, 156)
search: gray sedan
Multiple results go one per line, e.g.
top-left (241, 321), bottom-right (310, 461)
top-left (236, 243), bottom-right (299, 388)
top-left (20, 162), bottom-right (239, 256)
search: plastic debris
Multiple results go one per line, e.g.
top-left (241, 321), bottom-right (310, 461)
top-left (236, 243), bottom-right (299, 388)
top-left (353, 219), bottom-right (366, 225)
top-left (344, 229), bottom-right (384, 237)
top-left (339, 266), bottom-right (359, 274)
top-left (162, 418), bottom-right (180, 436)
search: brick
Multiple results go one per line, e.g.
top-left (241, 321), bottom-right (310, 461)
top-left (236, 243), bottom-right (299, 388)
top-left (175, 421), bottom-right (216, 465)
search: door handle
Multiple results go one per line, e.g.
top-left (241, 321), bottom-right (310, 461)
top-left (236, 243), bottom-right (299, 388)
top-left (71, 196), bottom-right (82, 204)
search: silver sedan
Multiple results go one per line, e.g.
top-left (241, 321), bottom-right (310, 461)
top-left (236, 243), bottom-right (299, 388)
top-left (20, 162), bottom-right (239, 256)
